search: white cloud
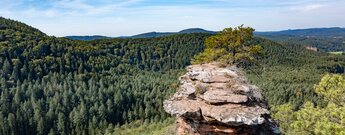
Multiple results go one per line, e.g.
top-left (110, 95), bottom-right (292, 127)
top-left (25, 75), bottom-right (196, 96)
top-left (1, 0), bottom-right (344, 37)
top-left (0, 0), bottom-right (144, 18)
top-left (289, 3), bottom-right (326, 12)
top-left (47, 0), bottom-right (143, 16)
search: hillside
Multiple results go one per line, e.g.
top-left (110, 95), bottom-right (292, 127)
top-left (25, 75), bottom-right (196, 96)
top-left (129, 28), bottom-right (215, 38)
top-left (256, 28), bottom-right (345, 52)
top-left (0, 17), bottom-right (46, 37)
top-left (256, 27), bottom-right (345, 37)
top-left (130, 32), bottom-right (174, 38)
top-left (112, 36), bottom-right (345, 134)
top-left (64, 28), bottom-right (215, 40)
top-left (177, 28), bottom-right (216, 34)
top-left (1, 17), bottom-right (345, 134)
top-left (0, 17), bottom-right (47, 48)
top-left (0, 17), bottom-right (211, 135)
top-left (64, 28), bottom-right (345, 52)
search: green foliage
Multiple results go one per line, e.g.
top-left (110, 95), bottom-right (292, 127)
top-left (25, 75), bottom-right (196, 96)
top-left (314, 74), bottom-right (345, 104)
top-left (271, 104), bottom-right (294, 134)
top-left (110, 118), bottom-right (175, 135)
top-left (192, 25), bottom-right (262, 65)
top-left (0, 17), bottom-right (209, 135)
top-left (246, 38), bottom-right (345, 107)
top-left (272, 74), bottom-right (345, 135)
top-left (329, 51), bottom-right (344, 55)
top-left (2, 17), bottom-right (345, 135)
top-left (258, 34), bottom-right (345, 52)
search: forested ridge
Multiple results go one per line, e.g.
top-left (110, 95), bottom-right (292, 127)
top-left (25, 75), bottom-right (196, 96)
top-left (1, 17), bottom-right (345, 135)
top-left (256, 35), bottom-right (345, 52)
top-left (246, 38), bottom-right (345, 107)
top-left (255, 27), bottom-right (345, 52)
top-left (0, 17), bottom-right (208, 135)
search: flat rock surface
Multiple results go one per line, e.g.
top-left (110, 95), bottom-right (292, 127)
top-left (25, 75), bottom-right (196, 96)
top-left (199, 90), bottom-right (248, 104)
top-left (200, 103), bottom-right (268, 125)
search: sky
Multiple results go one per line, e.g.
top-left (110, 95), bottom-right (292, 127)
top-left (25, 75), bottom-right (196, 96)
top-left (0, 0), bottom-right (345, 37)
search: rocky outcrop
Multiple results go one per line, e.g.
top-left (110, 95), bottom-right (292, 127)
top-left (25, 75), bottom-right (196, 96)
top-left (163, 63), bottom-right (280, 135)
top-left (305, 46), bottom-right (319, 52)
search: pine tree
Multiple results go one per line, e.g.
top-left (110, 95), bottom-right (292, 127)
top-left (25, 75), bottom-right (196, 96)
top-left (192, 25), bottom-right (262, 65)
top-left (7, 113), bottom-right (16, 135)
top-left (37, 117), bottom-right (45, 135)
top-left (2, 59), bottom-right (12, 78)
top-left (57, 112), bottom-right (66, 135)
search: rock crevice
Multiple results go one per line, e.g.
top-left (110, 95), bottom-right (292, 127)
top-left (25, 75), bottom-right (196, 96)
top-left (163, 63), bottom-right (280, 135)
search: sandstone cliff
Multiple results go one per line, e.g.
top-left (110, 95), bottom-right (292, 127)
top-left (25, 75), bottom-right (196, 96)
top-left (163, 63), bottom-right (280, 135)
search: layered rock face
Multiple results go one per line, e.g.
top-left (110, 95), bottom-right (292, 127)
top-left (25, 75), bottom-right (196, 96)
top-left (163, 63), bottom-right (280, 135)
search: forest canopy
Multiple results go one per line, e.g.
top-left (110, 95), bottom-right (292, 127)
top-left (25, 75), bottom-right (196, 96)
top-left (273, 74), bottom-right (345, 134)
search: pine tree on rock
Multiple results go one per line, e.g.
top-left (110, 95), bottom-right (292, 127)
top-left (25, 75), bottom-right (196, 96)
top-left (192, 25), bottom-right (262, 65)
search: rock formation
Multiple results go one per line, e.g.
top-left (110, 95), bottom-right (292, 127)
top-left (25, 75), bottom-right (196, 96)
top-left (163, 63), bottom-right (280, 135)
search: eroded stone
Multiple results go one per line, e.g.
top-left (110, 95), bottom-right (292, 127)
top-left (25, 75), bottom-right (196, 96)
top-left (199, 90), bottom-right (248, 104)
top-left (163, 63), bottom-right (280, 135)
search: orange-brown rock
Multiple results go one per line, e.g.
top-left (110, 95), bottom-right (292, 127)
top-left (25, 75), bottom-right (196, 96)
top-left (163, 63), bottom-right (280, 135)
top-left (176, 117), bottom-right (276, 135)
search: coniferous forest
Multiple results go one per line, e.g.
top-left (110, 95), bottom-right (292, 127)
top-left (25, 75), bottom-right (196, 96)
top-left (1, 17), bottom-right (345, 134)
top-left (0, 17), bottom-right (208, 135)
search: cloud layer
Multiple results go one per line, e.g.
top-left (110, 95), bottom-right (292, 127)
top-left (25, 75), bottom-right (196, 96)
top-left (1, 0), bottom-right (344, 36)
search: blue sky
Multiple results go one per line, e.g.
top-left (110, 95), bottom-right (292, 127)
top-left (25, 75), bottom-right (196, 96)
top-left (1, 0), bottom-right (344, 37)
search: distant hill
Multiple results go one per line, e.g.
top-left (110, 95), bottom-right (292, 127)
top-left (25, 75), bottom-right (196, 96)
top-left (65, 35), bottom-right (112, 41)
top-left (130, 28), bottom-right (216, 38)
top-left (64, 28), bottom-right (216, 40)
top-left (178, 28), bottom-right (216, 34)
top-left (130, 32), bottom-right (174, 38)
top-left (255, 27), bottom-right (345, 38)
top-left (255, 27), bottom-right (345, 52)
